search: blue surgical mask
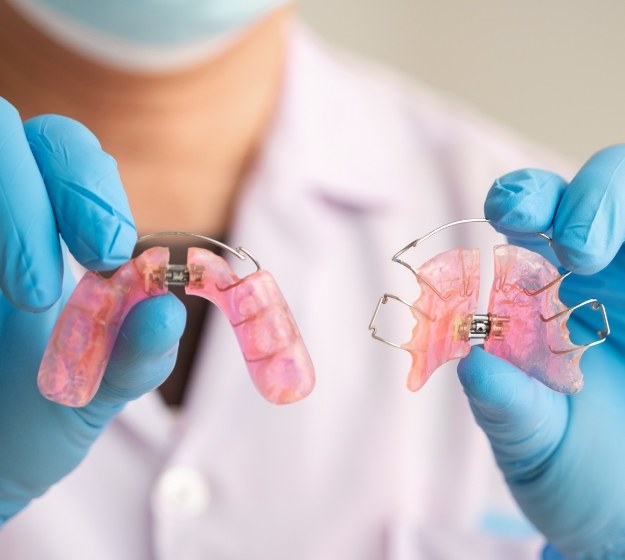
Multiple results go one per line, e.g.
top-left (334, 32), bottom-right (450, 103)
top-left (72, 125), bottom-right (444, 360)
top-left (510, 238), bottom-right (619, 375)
top-left (8, 0), bottom-right (290, 72)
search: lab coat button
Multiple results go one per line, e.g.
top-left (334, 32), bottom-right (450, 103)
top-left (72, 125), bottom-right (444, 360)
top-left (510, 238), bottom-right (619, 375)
top-left (153, 466), bottom-right (211, 518)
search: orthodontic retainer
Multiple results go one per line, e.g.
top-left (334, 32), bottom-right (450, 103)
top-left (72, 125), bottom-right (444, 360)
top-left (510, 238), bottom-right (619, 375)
top-left (369, 219), bottom-right (610, 394)
top-left (38, 232), bottom-right (315, 407)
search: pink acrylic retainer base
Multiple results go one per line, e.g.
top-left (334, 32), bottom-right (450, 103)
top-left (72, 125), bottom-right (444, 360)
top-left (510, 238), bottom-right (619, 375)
top-left (38, 235), bottom-right (315, 407)
top-left (402, 247), bottom-right (479, 392)
top-left (484, 244), bottom-right (586, 393)
top-left (370, 219), bottom-right (610, 394)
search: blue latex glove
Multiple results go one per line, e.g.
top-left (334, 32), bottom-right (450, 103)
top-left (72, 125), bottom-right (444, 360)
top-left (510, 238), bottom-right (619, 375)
top-left (0, 98), bottom-right (186, 522)
top-left (457, 145), bottom-right (625, 559)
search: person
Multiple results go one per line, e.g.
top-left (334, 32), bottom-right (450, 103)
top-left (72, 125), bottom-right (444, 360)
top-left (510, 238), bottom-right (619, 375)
top-left (0, 1), bottom-right (623, 558)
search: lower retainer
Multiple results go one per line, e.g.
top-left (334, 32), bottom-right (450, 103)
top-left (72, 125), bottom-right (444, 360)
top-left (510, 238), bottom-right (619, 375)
top-left (38, 236), bottom-right (315, 407)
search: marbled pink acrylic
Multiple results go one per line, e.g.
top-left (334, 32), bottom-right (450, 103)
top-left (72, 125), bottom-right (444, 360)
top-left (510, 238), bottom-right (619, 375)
top-left (402, 248), bottom-right (479, 391)
top-left (484, 244), bottom-right (584, 393)
top-left (38, 247), bottom-right (169, 407)
top-left (185, 248), bottom-right (315, 405)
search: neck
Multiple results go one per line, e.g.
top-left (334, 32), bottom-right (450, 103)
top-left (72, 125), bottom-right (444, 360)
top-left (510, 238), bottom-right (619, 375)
top-left (0, 2), bottom-right (292, 236)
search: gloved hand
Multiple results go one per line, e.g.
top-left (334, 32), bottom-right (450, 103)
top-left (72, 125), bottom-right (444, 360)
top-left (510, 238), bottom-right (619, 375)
top-left (0, 97), bottom-right (186, 523)
top-left (458, 145), bottom-right (625, 559)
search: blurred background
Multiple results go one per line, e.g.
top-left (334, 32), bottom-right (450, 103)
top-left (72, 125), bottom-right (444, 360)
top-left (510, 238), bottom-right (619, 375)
top-left (299, 0), bottom-right (625, 165)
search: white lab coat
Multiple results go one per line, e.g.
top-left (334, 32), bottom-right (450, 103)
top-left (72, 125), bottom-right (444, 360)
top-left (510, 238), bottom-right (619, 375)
top-left (0, 26), bottom-right (567, 559)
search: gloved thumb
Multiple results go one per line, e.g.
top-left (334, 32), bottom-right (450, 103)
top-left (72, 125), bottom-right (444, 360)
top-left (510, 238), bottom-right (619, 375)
top-left (457, 346), bottom-right (568, 484)
top-left (77, 293), bottom-right (186, 424)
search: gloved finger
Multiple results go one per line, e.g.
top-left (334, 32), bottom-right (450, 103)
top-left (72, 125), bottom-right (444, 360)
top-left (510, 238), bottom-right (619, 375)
top-left (457, 346), bottom-right (568, 484)
top-left (541, 544), bottom-right (564, 559)
top-left (484, 168), bottom-right (568, 233)
top-left (93, 293), bottom-right (187, 406)
top-left (24, 115), bottom-right (136, 271)
top-left (0, 98), bottom-right (62, 311)
top-left (484, 169), bottom-right (567, 267)
top-left (552, 144), bottom-right (625, 274)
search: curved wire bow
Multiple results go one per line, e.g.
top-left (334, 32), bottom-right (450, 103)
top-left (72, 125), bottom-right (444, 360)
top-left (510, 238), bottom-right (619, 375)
top-left (369, 219), bottom-right (610, 394)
